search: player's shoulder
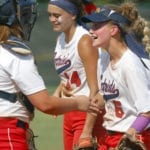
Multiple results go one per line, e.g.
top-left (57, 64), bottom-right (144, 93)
top-left (1, 36), bottom-right (32, 56)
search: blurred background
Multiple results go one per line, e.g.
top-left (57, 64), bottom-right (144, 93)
top-left (29, 1), bottom-right (150, 149)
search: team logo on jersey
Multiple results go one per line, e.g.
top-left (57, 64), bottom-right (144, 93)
top-left (55, 56), bottom-right (71, 74)
top-left (101, 79), bottom-right (119, 101)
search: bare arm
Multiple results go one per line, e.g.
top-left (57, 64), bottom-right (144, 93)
top-left (78, 34), bottom-right (99, 95)
top-left (27, 89), bottom-right (99, 116)
top-left (78, 34), bottom-right (100, 138)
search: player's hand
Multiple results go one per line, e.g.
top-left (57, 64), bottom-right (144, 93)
top-left (53, 83), bottom-right (62, 97)
top-left (91, 92), bottom-right (105, 110)
top-left (75, 95), bottom-right (100, 113)
top-left (61, 83), bottom-right (73, 97)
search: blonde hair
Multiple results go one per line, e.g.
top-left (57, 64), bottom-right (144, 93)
top-left (119, 2), bottom-right (150, 54)
top-left (106, 2), bottom-right (150, 54)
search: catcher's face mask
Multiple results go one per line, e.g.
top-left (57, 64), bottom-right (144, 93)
top-left (0, 0), bottom-right (38, 40)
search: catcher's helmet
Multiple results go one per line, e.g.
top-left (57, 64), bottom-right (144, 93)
top-left (0, 0), bottom-right (38, 40)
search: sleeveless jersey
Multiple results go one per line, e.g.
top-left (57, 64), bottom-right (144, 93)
top-left (54, 25), bottom-right (91, 97)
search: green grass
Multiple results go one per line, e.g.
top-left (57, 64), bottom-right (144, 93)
top-left (30, 86), bottom-right (64, 150)
top-left (29, 3), bottom-right (64, 150)
top-left (30, 3), bottom-right (60, 87)
top-left (30, 110), bottom-right (63, 150)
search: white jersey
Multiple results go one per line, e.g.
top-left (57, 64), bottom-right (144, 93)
top-left (0, 44), bottom-right (46, 123)
top-left (54, 26), bottom-right (110, 97)
top-left (54, 25), bottom-right (90, 96)
top-left (100, 49), bottom-right (150, 132)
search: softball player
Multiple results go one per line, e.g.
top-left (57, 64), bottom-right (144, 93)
top-left (0, 0), bottom-right (98, 149)
top-left (82, 2), bottom-right (150, 149)
top-left (48, 0), bottom-right (106, 149)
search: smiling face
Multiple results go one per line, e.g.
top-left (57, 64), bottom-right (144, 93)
top-left (90, 21), bottom-right (121, 51)
top-left (89, 22), bottom-right (118, 50)
top-left (47, 4), bottom-right (76, 32)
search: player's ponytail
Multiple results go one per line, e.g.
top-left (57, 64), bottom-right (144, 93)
top-left (141, 19), bottom-right (150, 54)
top-left (119, 2), bottom-right (150, 55)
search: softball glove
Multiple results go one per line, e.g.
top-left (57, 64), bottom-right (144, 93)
top-left (116, 136), bottom-right (146, 150)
